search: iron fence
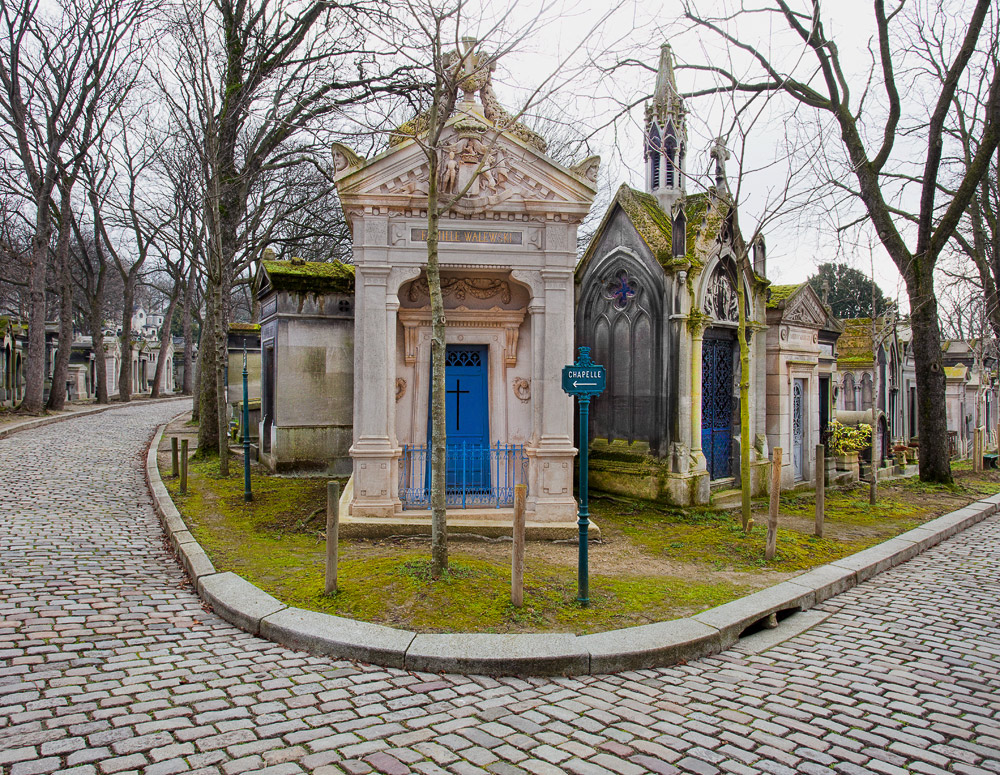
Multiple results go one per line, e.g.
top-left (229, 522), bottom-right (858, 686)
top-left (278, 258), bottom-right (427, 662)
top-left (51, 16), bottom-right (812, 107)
top-left (398, 442), bottom-right (528, 509)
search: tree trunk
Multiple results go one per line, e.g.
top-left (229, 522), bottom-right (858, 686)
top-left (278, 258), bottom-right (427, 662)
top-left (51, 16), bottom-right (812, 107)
top-left (736, 275), bottom-right (752, 533)
top-left (182, 267), bottom-right (195, 394)
top-left (196, 287), bottom-right (218, 450)
top-left (427, 154), bottom-right (447, 577)
top-left (214, 277), bottom-right (230, 475)
top-left (118, 277), bottom-right (135, 401)
top-left (90, 301), bottom-right (108, 404)
top-left (150, 290), bottom-right (179, 398)
top-left (907, 271), bottom-right (952, 483)
top-left (46, 251), bottom-right (74, 410)
top-left (46, 188), bottom-right (77, 411)
top-left (22, 210), bottom-right (52, 413)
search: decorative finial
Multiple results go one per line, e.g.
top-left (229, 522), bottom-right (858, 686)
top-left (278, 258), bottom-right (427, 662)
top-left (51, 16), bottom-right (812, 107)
top-left (710, 137), bottom-right (731, 193)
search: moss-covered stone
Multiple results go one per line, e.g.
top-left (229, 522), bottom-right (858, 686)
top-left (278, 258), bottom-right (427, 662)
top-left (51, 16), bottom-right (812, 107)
top-left (262, 260), bottom-right (356, 294)
top-left (765, 283), bottom-right (803, 309)
top-left (229, 322), bottom-right (261, 334)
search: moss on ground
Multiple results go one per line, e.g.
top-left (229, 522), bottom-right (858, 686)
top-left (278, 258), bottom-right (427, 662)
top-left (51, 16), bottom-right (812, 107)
top-left (163, 455), bottom-right (750, 633)
top-left (591, 497), bottom-right (867, 571)
top-left (162, 446), bottom-right (1000, 634)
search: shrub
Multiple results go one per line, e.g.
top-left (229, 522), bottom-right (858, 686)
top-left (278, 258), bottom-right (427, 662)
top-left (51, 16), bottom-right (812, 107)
top-left (828, 420), bottom-right (872, 456)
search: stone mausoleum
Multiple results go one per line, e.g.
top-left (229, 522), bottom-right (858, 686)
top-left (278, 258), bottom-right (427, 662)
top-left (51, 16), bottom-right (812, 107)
top-left (255, 259), bottom-right (356, 474)
top-left (329, 44), bottom-right (600, 534)
top-left (575, 44), bottom-right (770, 506)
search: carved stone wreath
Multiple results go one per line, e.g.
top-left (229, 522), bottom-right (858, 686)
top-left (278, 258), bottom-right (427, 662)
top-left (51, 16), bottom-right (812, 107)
top-left (407, 277), bottom-right (512, 305)
top-left (703, 269), bottom-right (739, 322)
top-left (395, 378), bottom-right (406, 402)
top-left (512, 377), bottom-right (531, 403)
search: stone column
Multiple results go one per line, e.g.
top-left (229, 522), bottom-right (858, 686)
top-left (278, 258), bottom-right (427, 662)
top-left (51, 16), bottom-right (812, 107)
top-left (689, 317), bottom-right (707, 468)
top-left (674, 272), bottom-right (691, 471)
top-left (350, 264), bottom-right (398, 518)
top-left (531, 267), bottom-right (577, 522)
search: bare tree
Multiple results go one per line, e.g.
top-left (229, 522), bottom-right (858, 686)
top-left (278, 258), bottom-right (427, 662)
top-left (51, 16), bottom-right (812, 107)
top-left (0, 0), bottom-right (148, 412)
top-left (88, 125), bottom-right (167, 401)
top-left (158, 0), bottom-right (411, 474)
top-left (68, 196), bottom-right (119, 404)
top-left (680, 0), bottom-right (1000, 484)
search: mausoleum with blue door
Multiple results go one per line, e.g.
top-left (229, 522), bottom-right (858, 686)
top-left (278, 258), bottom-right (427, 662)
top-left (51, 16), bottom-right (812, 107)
top-left (331, 41), bottom-right (601, 535)
top-left (575, 44), bottom-right (771, 506)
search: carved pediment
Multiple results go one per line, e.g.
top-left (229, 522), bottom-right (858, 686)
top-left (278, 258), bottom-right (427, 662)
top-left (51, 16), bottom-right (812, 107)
top-left (336, 129), bottom-right (596, 216)
top-left (782, 290), bottom-right (828, 327)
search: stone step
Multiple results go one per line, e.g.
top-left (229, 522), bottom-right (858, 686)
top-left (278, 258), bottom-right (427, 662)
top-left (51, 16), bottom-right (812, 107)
top-left (711, 488), bottom-right (743, 509)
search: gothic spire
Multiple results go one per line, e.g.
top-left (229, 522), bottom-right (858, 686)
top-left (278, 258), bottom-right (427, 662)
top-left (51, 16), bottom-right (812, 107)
top-left (649, 44), bottom-right (686, 134)
top-left (645, 43), bottom-right (687, 211)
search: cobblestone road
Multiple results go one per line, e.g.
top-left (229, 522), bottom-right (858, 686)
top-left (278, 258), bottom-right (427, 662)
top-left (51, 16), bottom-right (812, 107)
top-left (2, 402), bottom-right (999, 775)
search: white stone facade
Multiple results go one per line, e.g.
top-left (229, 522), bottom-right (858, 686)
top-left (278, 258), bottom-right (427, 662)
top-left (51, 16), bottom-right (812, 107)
top-left (334, 96), bottom-right (598, 526)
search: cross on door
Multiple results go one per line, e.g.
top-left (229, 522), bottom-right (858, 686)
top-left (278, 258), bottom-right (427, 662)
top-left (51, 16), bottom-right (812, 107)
top-left (447, 379), bottom-right (470, 429)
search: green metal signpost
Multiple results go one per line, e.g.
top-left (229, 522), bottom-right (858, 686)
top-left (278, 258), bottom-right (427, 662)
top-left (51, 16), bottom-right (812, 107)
top-left (562, 346), bottom-right (606, 607)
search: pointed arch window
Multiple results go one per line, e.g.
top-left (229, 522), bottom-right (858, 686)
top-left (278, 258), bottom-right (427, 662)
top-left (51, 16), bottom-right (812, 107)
top-left (861, 373), bottom-right (873, 409)
top-left (703, 265), bottom-right (739, 323)
top-left (664, 135), bottom-right (677, 188)
top-left (646, 124), bottom-right (661, 189)
top-left (672, 210), bottom-right (686, 257)
top-left (843, 373), bottom-right (856, 410)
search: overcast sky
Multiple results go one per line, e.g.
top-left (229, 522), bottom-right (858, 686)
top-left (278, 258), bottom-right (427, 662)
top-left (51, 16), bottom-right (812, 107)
top-left (458, 0), bottom-right (943, 307)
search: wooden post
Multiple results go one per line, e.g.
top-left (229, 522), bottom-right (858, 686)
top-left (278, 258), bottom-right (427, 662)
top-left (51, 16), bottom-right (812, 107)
top-left (815, 444), bottom-right (825, 538)
top-left (179, 439), bottom-right (189, 495)
top-left (326, 482), bottom-right (340, 595)
top-left (171, 436), bottom-right (179, 477)
top-left (512, 484), bottom-right (527, 607)
top-left (766, 448), bottom-right (781, 560)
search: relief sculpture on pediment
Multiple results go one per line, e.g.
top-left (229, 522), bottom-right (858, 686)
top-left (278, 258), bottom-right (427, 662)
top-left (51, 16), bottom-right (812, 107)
top-left (407, 277), bottom-right (512, 304)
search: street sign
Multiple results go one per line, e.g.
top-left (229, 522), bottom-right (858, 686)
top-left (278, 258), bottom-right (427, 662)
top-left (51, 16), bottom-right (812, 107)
top-left (562, 363), bottom-right (606, 396)
top-left (562, 346), bottom-right (605, 607)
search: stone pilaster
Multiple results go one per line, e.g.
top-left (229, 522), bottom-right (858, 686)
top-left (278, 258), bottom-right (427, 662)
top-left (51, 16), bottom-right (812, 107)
top-left (350, 264), bottom-right (398, 518)
top-left (688, 314), bottom-right (708, 472)
top-left (531, 267), bottom-right (577, 521)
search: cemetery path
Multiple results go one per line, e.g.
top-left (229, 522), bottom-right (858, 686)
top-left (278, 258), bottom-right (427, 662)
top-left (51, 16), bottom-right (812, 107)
top-left (1, 402), bottom-right (999, 775)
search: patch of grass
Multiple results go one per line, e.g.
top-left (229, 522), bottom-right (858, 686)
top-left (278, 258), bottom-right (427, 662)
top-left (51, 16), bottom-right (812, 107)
top-left (160, 440), bottom-right (1000, 634)
top-left (591, 495), bottom-right (862, 572)
top-left (162, 456), bottom-right (751, 633)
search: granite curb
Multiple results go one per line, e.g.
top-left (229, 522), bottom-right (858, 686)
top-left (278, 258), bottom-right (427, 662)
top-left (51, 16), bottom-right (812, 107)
top-left (145, 421), bottom-right (1000, 676)
top-left (0, 395), bottom-right (188, 440)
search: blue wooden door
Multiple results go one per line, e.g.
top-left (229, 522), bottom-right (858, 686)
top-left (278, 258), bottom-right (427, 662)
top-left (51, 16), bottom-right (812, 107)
top-left (701, 338), bottom-right (733, 480)
top-left (429, 345), bottom-right (489, 494)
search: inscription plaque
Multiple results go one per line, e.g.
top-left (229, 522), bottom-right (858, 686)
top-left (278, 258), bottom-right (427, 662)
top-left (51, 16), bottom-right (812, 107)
top-left (410, 228), bottom-right (523, 245)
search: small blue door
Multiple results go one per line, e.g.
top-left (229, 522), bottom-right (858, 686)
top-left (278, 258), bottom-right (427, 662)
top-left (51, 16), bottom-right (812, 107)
top-left (430, 345), bottom-right (489, 494)
top-left (701, 338), bottom-right (733, 479)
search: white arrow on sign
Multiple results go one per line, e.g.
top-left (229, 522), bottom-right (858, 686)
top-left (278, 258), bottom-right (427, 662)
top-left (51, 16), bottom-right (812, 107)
top-left (573, 381), bottom-right (599, 388)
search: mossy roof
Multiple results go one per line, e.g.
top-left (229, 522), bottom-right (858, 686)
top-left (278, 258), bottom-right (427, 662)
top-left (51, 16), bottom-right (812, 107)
top-left (580, 184), bottom-right (726, 276)
top-left (837, 318), bottom-right (874, 365)
top-left (261, 260), bottom-right (355, 294)
top-left (944, 365), bottom-right (967, 379)
top-left (229, 322), bottom-right (261, 334)
top-left (765, 283), bottom-right (804, 309)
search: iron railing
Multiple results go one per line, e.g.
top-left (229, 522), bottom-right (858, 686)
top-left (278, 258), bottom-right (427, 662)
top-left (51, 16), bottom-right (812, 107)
top-left (398, 442), bottom-right (528, 509)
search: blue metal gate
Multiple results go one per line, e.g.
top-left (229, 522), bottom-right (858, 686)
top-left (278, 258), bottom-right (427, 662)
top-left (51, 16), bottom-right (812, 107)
top-left (701, 337), bottom-right (734, 479)
top-left (398, 443), bottom-right (528, 508)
